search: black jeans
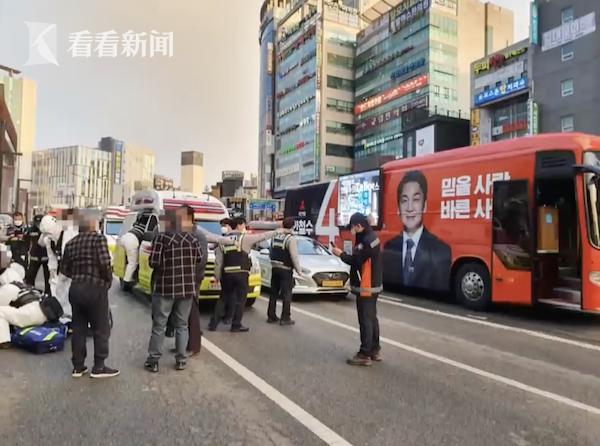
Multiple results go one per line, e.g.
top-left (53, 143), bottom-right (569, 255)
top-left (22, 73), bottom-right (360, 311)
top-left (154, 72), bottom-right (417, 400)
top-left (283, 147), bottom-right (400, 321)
top-left (25, 260), bottom-right (51, 296)
top-left (356, 296), bottom-right (380, 355)
top-left (225, 272), bottom-right (249, 328)
top-left (268, 268), bottom-right (294, 321)
top-left (69, 282), bottom-right (111, 369)
top-left (210, 277), bottom-right (234, 325)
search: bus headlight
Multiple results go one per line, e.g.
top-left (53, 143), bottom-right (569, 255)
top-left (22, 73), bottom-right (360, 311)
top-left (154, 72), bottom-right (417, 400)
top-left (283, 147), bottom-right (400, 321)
top-left (589, 272), bottom-right (600, 285)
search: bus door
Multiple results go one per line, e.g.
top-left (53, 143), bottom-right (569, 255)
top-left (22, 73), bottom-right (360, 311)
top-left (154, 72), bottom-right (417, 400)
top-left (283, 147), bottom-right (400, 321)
top-left (491, 180), bottom-right (534, 305)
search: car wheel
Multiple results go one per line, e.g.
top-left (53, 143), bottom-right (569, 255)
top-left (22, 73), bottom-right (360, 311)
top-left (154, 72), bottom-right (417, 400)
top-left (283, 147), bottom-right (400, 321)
top-left (245, 298), bottom-right (256, 307)
top-left (454, 262), bottom-right (491, 311)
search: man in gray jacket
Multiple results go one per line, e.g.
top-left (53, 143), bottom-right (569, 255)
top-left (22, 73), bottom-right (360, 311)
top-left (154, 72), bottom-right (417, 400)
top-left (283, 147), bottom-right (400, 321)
top-left (267, 217), bottom-right (303, 325)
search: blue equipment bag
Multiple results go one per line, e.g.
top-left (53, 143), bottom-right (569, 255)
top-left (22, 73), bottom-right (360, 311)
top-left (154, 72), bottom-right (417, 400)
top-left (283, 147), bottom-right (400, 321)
top-left (11, 323), bottom-right (67, 354)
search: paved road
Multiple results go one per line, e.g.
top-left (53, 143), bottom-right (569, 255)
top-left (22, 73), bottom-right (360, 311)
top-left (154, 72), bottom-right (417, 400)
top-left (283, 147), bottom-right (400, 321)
top-left (1, 284), bottom-right (599, 446)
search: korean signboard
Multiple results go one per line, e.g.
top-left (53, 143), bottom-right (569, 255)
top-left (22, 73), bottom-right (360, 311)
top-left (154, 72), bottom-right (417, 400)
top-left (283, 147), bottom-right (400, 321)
top-left (527, 99), bottom-right (539, 136)
top-left (542, 12), bottom-right (596, 52)
top-left (470, 109), bottom-right (480, 146)
top-left (474, 77), bottom-right (527, 107)
top-left (530, 2), bottom-right (539, 45)
top-left (473, 47), bottom-right (527, 74)
top-left (390, 58), bottom-right (426, 80)
top-left (390, 0), bottom-right (431, 34)
top-left (355, 96), bottom-right (428, 133)
top-left (355, 74), bottom-right (428, 115)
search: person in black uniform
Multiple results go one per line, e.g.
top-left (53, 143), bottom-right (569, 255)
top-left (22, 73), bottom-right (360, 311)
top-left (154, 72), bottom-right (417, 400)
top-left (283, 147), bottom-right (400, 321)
top-left (24, 215), bottom-right (51, 295)
top-left (211, 218), bottom-right (280, 332)
top-left (6, 212), bottom-right (28, 268)
top-left (267, 217), bottom-right (303, 326)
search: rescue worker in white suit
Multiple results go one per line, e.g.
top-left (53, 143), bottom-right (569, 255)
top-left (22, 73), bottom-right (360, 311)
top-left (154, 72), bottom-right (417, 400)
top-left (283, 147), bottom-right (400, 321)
top-left (0, 247), bottom-right (47, 349)
top-left (119, 218), bottom-right (151, 290)
top-left (38, 215), bottom-right (73, 324)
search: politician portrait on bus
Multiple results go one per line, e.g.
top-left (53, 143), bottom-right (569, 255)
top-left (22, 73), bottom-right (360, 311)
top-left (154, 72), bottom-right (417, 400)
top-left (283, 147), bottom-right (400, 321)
top-left (383, 170), bottom-right (452, 291)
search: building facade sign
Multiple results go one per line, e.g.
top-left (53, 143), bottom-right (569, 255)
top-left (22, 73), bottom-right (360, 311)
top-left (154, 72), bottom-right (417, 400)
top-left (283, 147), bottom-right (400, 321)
top-left (390, 0), bottom-right (431, 34)
top-left (527, 99), bottom-right (539, 136)
top-left (492, 120), bottom-right (527, 137)
top-left (474, 61), bottom-right (524, 90)
top-left (474, 77), bottom-right (528, 106)
top-left (542, 12), bottom-right (596, 52)
top-left (356, 96), bottom-right (428, 133)
top-left (355, 74), bottom-right (428, 115)
top-left (530, 2), bottom-right (539, 45)
top-left (473, 47), bottom-right (528, 74)
top-left (390, 57), bottom-right (426, 81)
top-left (470, 109), bottom-right (480, 146)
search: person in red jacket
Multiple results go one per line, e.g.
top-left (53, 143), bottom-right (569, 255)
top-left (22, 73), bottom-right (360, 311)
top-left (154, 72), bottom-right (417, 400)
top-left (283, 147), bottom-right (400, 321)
top-left (332, 212), bottom-right (383, 366)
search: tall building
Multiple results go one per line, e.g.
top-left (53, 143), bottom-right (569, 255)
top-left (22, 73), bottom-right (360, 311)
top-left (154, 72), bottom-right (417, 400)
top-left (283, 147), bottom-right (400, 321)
top-left (0, 89), bottom-right (17, 212)
top-left (221, 170), bottom-right (245, 197)
top-left (273, 0), bottom-right (363, 197)
top-left (0, 71), bottom-right (37, 213)
top-left (353, 0), bottom-right (513, 169)
top-left (470, 39), bottom-right (533, 145)
top-left (99, 137), bottom-right (156, 205)
top-left (31, 146), bottom-right (112, 210)
top-left (181, 151), bottom-right (204, 195)
top-left (531, 0), bottom-right (599, 134)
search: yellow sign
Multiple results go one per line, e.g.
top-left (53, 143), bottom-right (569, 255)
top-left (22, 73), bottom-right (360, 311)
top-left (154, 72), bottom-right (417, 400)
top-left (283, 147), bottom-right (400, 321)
top-left (471, 109), bottom-right (481, 146)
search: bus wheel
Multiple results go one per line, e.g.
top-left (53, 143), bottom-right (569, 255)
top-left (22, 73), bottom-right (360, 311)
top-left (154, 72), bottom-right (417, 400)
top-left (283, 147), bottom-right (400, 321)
top-left (245, 298), bottom-right (256, 307)
top-left (455, 263), bottom-right (491, 311)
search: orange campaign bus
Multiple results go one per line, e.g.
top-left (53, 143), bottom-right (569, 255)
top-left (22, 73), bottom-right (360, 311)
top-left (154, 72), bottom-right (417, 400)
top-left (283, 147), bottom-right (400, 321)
top-left (284, 132), bottom-right (600, 312)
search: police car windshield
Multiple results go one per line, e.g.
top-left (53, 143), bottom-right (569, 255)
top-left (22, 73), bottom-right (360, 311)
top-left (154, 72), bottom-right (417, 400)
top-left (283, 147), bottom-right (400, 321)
top-left (296, 238), bottom-right (329, 256)
top-left (196, 221), bottom-right (221, 235)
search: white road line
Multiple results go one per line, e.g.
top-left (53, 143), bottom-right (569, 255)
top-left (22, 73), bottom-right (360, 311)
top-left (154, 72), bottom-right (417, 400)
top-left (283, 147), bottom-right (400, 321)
top-left (379, 295), bottom-right (600, 352)
top-left (203, 338), bottom-right (353, 446)
top-left (257, 297), bottom-right (600, 416)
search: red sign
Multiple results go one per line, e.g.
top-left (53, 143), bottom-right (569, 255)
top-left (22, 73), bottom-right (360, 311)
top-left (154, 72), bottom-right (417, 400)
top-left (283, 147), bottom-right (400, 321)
top-left (355, 74), bottom-right (428, 115)
top-left (502, 120), bottom-right (527, 134)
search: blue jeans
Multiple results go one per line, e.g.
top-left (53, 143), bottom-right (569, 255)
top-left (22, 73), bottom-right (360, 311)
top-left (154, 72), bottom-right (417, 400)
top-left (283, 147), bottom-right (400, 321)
top-left (148, 295), bottom-right (192, 362)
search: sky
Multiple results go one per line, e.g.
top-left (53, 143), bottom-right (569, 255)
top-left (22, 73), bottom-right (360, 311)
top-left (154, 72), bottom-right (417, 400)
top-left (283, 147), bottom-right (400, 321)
top-left (0, 0), bottom-right (529, 188)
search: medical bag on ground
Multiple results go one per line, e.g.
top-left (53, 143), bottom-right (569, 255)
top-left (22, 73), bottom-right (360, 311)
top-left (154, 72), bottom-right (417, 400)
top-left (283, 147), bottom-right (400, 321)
top-left (10, 323), bottom-right (67, 354)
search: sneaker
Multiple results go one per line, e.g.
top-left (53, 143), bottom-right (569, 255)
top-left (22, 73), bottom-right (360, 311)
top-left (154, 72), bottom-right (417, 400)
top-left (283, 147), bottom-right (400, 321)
top-left (266, 317), bottom-right (280, 324)
top-left (144, 361), bottom-right (159, 373)
top-left (230, 325), bottom-right (250, 333)
top-left (0, 342), bottom-right (12, 350)
top-left (347, 352), bottom-right (372, 367)
top-left (175, 360), bottom-right (187, 371)
top-left (370, 350), bottom-right (382, 362)
top-left (72, 366), bottom-right (89, 378)
top-left (90, 366), bottom-right (120, 379)
top-left (279, 319), bottom-right (295, 326)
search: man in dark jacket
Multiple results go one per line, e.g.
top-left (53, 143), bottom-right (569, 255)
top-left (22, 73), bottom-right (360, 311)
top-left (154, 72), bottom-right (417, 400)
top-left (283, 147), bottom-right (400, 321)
top-left (24, 215), bottom-right (51, 295)
top-left (332, 213), bottom-right (383, 366)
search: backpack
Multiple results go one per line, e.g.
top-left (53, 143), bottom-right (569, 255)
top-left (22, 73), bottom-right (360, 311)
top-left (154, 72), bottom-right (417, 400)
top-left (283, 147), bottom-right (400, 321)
top-left (11, 323), bottom-right (67, 354)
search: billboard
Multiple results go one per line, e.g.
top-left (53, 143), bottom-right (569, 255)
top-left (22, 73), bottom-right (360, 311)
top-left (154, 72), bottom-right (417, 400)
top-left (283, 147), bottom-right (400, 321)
top-left (415, 125), bottom-right (435, 156)
top-left (355, 74), bottom-right (428, 115)
top-left (337, 169), bottom-right (381, 227)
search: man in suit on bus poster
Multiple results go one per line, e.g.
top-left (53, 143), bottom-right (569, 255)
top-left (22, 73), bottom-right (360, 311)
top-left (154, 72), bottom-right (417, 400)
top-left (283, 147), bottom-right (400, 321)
top-left (384, 170), bottom-right (452, 291)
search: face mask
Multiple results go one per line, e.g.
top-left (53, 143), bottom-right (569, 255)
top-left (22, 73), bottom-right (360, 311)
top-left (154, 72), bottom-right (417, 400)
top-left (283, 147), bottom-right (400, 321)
top-left (221, 226), bottom-right (228, 234)
top-left (14, 220), bottom-right (23, 227)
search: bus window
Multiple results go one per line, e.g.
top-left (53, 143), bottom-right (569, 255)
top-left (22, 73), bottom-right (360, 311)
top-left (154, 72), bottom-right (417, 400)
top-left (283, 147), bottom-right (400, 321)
top-left (492, 180), bottom-right (532, 270)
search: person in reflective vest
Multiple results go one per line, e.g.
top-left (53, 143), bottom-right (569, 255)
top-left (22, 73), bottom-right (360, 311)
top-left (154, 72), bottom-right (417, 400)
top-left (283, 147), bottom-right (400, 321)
top-left (267, 217), bottom-right (303, 325)
top-left (211, 217), bottom-right (282, 332)
top-left (24, 215), bottom-right (51, 295)
top-left (332, 213), bottom-right (383, 367)
top-left (6, 212), bottom-right (28, 268)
